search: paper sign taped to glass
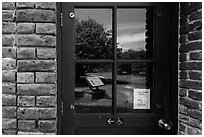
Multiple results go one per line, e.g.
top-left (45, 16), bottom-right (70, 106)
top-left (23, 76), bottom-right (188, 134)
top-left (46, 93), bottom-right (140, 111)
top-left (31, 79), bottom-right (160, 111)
top-left (133, 89), bottom-right (150, 109)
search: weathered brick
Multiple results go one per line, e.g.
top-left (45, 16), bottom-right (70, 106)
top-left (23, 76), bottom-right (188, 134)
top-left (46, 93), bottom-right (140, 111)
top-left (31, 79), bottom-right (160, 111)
top-left (2, 118), bottom-right (17, 129)
top-left (179, 123), bottom-right (186, 132)
top-left (38, 120), bottom-right (56, 132)
top-left (2, 71), bottom-right (15, 82)
top-left (38, 108), bottom-right (56, 119)
top-left (2, 83), bottom-right (16, 94)
top-left (17, 48), bottom-right (35, 59)
top-left (179, 88), bottom-right (187, 97)
top-left (179, 79), bottom-right (202, 90)
top-left (179, 71), bottom-right (188, 79)
top-left (189, 10), bottom-right (202, 22)
top-left (2, 35), bottom-right (15, 46)
top-left (37, 96), bottom-right (56, 107)
top-left (180, 16), bottom-right (188, 26)
top-left (17, 60), bottom-right (56, 72)
top-left (2, 22), bottom-right (16, 34)
top-left (2, 10), bottom-right (15, 21)
top-left (2, 129), bottom-right (17, 135)
top-left (2, 58), bottom-right (16, 70)
top-left (179, 62), bottom-right (202, 70)
top-left (2, 94), bottom-right (17, 106)
top-left (36, 2), bottom-right (56, 10)
top-left (179, 105), bottom-right (188, 115)
top-left (2, 2), bottom-right (15, 10)
top-left (17, 131), bottom-right (45, 135)
top-left (189, 71), bottom-right (202, 80)
top-left (188, 117), bottom-right (202, 129)
top-left (16, 35), bottom-right (56, 46)
top-left (17, 84), bottom-right (56, 95)
top-left (16, 23), bottom-right (35, 34)
top-left (180, 3), bottom-right (202, 17)
top-left (188, 90), bottom-right (202, 101)
top-left (179, 53), bottom-right (187, 62)
top-left (179, 35), bottom-right (187, 44)
top-left (17, 107), bottom-right (56, 119)
top-left (16, 10), bottom-right (56, 22)
top-left (188, 31), bottom-right (202, 41)
top-left (180, 97), bottom-right (201, 109)
top-left (36, 23), bottom-right (56, 34)
top-left (2, 106), bottom-right (17, 118)
top-left (188, 20), bottom-right (202, 32)
top-left (180, 25), bottom-right (189, 35)
top-left (36, 72), bottom-right (56, 83)
top-left (179, 41), bottom-right (202, 53)
top-left (17, 107), bottom-right (39, 119)
top-left (18, 120), bottom-right (36, 131)
top-left (17, 2), bottom-right (35, 9)
top-left (18, 96), bottom-right (35, 106)
top-left (187, 127), bottom-right (202, 135)
top-left (2, 47), bottom-right (16, 58)
top-left (17, 72), bottom-right (34, 83)
top-left (37, 48), bottom-right (56, 59)
top-left (187, 109), bottom-right (202, 120)
top-left (179, 113), bottom-right (190, 124)
top-left (190, 51), bottom-right (202, 60)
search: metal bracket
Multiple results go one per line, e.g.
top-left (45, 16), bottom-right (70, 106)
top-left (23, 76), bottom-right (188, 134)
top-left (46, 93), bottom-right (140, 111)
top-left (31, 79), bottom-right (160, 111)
top-left (60, 13), bottom-right (63, 27)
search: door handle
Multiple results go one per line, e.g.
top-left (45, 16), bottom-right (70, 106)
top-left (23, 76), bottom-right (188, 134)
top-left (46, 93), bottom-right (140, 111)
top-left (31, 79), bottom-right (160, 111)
top-left (70, 104), bottom-right (75, 110)
top-left (158, 119), bottom-right (171, 130)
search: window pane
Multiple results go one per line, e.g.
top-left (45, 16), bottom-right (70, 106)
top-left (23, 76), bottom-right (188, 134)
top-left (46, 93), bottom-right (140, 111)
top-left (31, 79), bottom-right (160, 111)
top-left (75, 63), bottom-right (112, 113)
top-left (117, 9), bottom-right (153, 59)
top-left (116, 63), bottom-right (153, 113)
top-left (75, 9), bottom-right (113, 59)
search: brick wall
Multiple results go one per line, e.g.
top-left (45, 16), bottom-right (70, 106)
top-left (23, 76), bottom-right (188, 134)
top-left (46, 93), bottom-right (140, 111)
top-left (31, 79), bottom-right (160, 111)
top-left (178, 2), bottom-right (202, 135)
top-left (2, 2), bottom-right (57, 135)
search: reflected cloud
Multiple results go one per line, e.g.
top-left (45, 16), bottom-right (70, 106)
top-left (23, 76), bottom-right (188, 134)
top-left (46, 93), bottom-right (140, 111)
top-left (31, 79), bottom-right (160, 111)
top-left (117, 32), bottom-right (145, 45)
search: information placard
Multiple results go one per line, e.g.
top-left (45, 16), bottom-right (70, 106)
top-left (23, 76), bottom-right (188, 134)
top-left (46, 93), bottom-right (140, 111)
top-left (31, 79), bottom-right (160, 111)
top-left (86, 77), bottom-right (104, 87)
top-left (133, 89), bottom-right (150, 109)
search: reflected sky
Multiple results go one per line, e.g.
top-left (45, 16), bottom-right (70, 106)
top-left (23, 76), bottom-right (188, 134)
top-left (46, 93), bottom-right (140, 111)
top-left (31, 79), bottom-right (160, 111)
top-left (75, 9), bottom-right (146, 52)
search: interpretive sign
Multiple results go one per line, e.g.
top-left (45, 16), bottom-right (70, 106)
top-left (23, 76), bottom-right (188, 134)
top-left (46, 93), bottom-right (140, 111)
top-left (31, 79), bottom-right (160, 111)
top-left (133, 89), bottom-right (150, 109)
top-left (86, 77), bottom-right (104, 87)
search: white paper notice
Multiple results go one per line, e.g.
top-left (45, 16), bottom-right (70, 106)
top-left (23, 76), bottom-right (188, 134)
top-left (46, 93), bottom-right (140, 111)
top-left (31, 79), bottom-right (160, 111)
top-left (133, 89), bottom-right (150, 109)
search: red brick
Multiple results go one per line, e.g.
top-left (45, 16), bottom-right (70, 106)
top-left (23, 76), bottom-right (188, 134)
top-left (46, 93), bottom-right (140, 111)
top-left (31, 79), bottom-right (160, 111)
top-left (2, 118), bottom-right (17, 129)
top-left (190, 51), bottom-right (202, 60)
top-left (17, 2), bottom-right (35, 9)
top-left (37, 96), bottom-right (56, 107)
top-left (179, 79), bottom-right (202, 90)
top-left (2, 71), bottom-right (15, 82)
top-left (188, 31), bottom-right (202, 41)
top-left (189, 10), bottom-right (202, 22)
top-left (2, 10), bottom-right (15, 21)
top-left (2, 129), bottom-right (17, 135)
top-left (36, 2), bottom-right (56, 10)
top-left (179, 88), bottom-right (187, 97)
top-left (187, 127), bottom-right (202, 135)
top-left (37, 48), bottom-right (56, 59)
top-left (2, 47), bottom-right (16, 58)
top-left (180, 97), bottom-right (201, 109)
top-left (17, 84), bottom-right (56, 95)
top-left (17, 48), bottom-right (35, 59)
top-left (2, 22), bottom-right (16, 34)
top-left (17, 96), bottom-right (35, 106)
top-left (17, 72), bottom-right (34, 83)
top-left (188, 90), bottom-right (202, 101)
top-left (2, 83), bottom-right (16, 94)
top-left (2, 35), bottom-right (14, 46)
top-left (36, 23), bottom-right (56, 35)
top-left (16, 9), bottom-right (56, 22)
top-left (179, 62), bottom-right (202, 71)
top-left (187, 109), bottom-right (202, 120)
top-left (2, 94), bottom-right (17, 106)
top-left (2, 2), bottom-right (15, 10)
top-left (35, 72), bottom-right (56, 83)
top-left (38, 120), bottom-right (56, 132)
top-left (18, 120), bottom-right (36, 131)
top-left (17, 60), bottom-right (56, 72)
top-left (2, 106), bottom-right (17, 118)
top-left (16, 23), bottom-right (35, 34)
top-left (2, 58), bottom-right (16, 71)
top-left (179, 41), bottom-right (202, 53)
top-left (179, 71), bottom-right (188, 79)
top-left (189, 71), bottom-right (202, 80)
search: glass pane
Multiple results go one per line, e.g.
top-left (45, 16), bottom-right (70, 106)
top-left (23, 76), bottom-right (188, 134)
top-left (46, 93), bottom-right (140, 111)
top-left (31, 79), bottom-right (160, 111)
top-left (116, 63), bottom-right (153, 113)
top-left (117, 9), bottom-right (153, 59)
top-left (75, 9), bottom-right (113, 59)
top-left (75, 63), bottom-right (112, 113)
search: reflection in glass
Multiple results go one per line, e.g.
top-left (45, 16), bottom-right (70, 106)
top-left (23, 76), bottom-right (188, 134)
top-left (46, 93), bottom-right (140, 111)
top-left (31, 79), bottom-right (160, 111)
top-left (117, 9), bottom-right (153, 59)
top-left (116, 63), bottom-right (153, 113)
top-left (75, 63), bottom-right (112, 113)
top-left (75, 9), bottom-right (113, 59)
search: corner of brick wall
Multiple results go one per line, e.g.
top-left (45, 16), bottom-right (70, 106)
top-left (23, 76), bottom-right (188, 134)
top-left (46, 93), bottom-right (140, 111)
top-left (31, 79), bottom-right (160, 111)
top-left (2, 2), bottom-right (57, 135)
top-left (178, 2), bottom-right (202, 135)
